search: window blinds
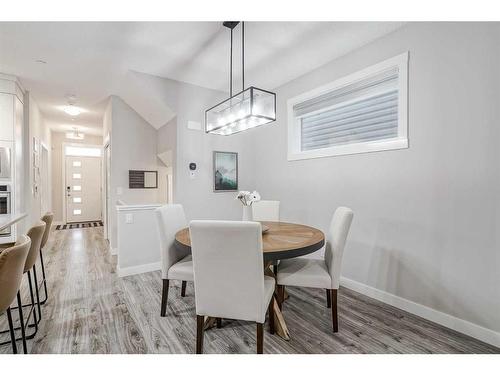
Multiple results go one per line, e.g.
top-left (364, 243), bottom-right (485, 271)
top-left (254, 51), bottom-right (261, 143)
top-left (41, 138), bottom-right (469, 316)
top-left (295, 67), bottom-right (400, 152)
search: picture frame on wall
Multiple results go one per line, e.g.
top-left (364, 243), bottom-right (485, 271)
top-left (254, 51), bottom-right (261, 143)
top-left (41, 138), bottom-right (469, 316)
top-left (213, 151), bottom-right (238, 192)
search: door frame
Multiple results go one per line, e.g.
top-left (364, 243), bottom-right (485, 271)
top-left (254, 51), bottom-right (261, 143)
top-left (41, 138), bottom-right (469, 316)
top-left (62, 142), bottom-right (103, 224)
top-left (39, 141), bottom-right (50, 217)
top-left (103, 142), bottom-right (110, 240)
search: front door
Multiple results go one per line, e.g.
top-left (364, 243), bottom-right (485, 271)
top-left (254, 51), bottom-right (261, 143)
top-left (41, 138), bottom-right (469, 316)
top-left (65, 155), bottom-right (101, 223)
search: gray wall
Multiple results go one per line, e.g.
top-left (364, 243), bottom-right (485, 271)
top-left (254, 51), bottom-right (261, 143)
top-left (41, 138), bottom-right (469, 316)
top-left (109, 96), bottom-right (164, 248)
top-left (155, 78), bottom-right (257, 221)
top-left (252, 23), bottom-right (500, 333)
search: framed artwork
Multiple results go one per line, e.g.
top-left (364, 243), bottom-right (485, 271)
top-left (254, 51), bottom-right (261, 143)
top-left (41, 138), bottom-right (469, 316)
top-left (213, 151), bottom-right (238, 192)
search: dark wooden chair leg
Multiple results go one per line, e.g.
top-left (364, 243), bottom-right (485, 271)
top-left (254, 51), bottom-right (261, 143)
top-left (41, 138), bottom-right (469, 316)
top-left (268, 297), bottom-right (275, 334)
top-left (6, 307), bottom-right (17, 354)
top-left (256, 322), bottom-right (263, 354)
top-left (216, 318), bottom-right (222, 328)
top-left (278, 285), bottom-right (285, 310)
top-left (196, 315), bottom-right (205, 354)
top-left (16, 292), bottom-right (27, 354)
top-left (181, 281), bottom-right (187, 297)
top-left (273, 264), bottom-right (278, 275)
top-left (331, 289), bottom-right (338, 332)
top-left (326, 289), bottom-right (331, 308)
top-left (160, 279), bottom-right (169, 317)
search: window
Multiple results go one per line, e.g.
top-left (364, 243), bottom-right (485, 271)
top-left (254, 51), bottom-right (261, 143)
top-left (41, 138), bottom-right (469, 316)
top-left (73, 185), bottom-right (81, 191)
top-left (73, 209), bottom-right (82, 215)
top-left (72, 173), bottom-right (81, 179)
top-left (73, 197), bottom-right (82, 203)
top-left (65, 146), bottom-right (101, 157)
top-left (287, 52), bottom-right (408, 160)
top-left (72, 161), bottom-right (82, 167)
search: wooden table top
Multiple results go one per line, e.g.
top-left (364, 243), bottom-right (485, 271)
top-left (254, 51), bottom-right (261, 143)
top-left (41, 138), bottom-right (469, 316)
top-left (174, 221), bottom-right (325, 261)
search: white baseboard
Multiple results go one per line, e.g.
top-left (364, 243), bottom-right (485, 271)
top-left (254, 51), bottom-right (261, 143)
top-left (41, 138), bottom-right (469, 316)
top-left (110, 248), bottom-right (118, 256)
top-left (340, 276), bottom-right (500, 349)
top-left (117, 262), bottom-right (161, 278)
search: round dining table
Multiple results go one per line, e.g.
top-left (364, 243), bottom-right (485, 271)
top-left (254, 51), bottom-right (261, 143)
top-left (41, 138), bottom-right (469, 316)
top-left (174, 221), bottom-right (325, 341)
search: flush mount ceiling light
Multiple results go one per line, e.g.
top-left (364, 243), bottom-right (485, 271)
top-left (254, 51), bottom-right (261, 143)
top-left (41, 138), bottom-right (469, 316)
top-left (66, 127), bottom-right (85, 140)
top-left (205, 21), bottom-right (276, 136)
top-left (63, 104), bottom-right (83, 116)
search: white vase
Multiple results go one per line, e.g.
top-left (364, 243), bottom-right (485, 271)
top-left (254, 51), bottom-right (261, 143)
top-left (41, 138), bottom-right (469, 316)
top-left (242, 205), bottom-right (253, 221)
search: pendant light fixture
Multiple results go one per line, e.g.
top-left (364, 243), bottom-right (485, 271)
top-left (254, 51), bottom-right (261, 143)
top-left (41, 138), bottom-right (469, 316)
top-left (205, 21), bottom-right (276, 135)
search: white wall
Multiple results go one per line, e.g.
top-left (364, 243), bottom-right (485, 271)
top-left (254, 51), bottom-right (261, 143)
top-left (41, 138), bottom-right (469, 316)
top-left (253, 23), bottom-right (500, 340)
top-left (23, 92), bottom-right (52, 228)
top-left (50, 131), bottom-right (103, 223)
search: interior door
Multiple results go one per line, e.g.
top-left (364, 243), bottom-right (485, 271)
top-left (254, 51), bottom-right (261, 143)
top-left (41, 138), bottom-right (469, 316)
top-left (66, 155), bottom-right (101, 223)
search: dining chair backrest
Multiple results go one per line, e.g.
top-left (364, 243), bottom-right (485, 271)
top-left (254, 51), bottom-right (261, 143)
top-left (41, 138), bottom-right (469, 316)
top-left (324, 207), bottom-right (354, 289)
top-left (252, 200), bottom-right (280, 222)
top-left (190, 220), bottom-right (266, 323)
top-left (0, 235), bottom-right (31, 313)
top-left (24, 222), bottom-right (46, 273)
top-left (40, 212), bottom-right (54, 249)
top-left (155, 204), bottom-right (189, 279)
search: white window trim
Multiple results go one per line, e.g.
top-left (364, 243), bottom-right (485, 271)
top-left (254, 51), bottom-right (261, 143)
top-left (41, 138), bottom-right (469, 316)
top-left (287, 52), bottom-right (409, 161)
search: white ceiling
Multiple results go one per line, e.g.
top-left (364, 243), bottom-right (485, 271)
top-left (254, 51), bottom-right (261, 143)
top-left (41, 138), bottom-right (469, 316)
top-left (0, 22), bottom-right (404, 135)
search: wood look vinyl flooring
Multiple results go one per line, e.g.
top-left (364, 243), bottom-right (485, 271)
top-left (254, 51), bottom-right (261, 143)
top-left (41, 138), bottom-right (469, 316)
top-left (1, 226), bottom-right (498, 354)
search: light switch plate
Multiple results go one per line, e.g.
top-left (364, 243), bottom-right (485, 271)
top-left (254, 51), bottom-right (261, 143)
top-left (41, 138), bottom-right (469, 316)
top-left (187, 121), bottom-right (202, 131)
top-left (117, 187), bottom-right (123, 195)
top-left (125, 213), bottom-right (133, 224)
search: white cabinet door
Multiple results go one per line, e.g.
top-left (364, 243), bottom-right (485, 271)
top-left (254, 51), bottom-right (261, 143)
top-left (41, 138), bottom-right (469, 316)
top-left (0, 93), bottom-right (14, 141)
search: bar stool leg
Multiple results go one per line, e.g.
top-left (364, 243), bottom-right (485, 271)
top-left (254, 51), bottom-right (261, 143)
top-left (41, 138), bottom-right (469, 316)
top-left (33, 267), bottom-right (42, 321)
top-left (39, 250), bottom-right (49, 304)
top-left (6, 307), bottom-right (17, 354)
top-left (27, 270), bottom-right (39, 329)
top-left (16, 292), bottom-right (27, 354)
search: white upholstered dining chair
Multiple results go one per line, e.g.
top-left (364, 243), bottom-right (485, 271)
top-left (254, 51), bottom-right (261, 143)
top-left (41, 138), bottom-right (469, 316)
top-left (189, 220), bottom-right (276, 354)
top-left (276, 207), bottom-right (353, 332)
top-left (251, 200), bottom-right (280, 222)
top-left (155, 204), bottom-right (193, 317)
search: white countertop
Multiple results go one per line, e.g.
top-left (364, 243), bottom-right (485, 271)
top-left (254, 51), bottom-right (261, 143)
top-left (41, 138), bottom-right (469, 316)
top-left (0, 213), bottom-right (27, 231)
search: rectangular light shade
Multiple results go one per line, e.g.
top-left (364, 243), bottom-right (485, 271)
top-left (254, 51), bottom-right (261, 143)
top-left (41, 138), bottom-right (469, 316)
top-left (205, 86), bottom-right (276, 135)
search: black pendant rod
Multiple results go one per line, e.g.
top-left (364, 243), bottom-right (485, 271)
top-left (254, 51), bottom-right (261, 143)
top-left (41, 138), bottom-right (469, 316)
top-left (242, 21), bottom-right (245, 91)
top-left (230, 27), bottom-right (233, 97)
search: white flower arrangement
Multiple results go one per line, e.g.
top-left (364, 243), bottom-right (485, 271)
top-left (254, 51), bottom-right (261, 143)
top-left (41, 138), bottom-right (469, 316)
top-left (236, 190), bottom-right (261, 206)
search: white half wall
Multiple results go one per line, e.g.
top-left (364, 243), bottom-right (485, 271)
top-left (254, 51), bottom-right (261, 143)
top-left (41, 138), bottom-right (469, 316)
top-left (252, 22), bottom-right (500, 344)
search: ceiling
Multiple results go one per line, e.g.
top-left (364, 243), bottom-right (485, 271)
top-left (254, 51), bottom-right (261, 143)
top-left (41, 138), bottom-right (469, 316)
top-left (0, 22), bottom-right (404, 135)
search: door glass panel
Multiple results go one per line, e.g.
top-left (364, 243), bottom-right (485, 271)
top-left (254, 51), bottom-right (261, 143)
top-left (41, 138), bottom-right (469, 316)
top-left (73, 209), bottom-right (82, 215)
top-left (73, 197), bottom-right (82, 203)
top-left (73, 185), bottom-right (82, 191)
top-left (65, 146), bottom-right (101, 157)
top-left (72, 161), bottom-right (82, 167)
top-left (73, 173), bottom-right (81, 179)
